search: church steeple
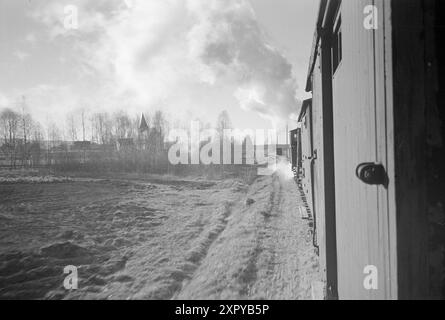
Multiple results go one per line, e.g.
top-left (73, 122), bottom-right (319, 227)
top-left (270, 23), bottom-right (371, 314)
top-left (139, 113), bottom-right (149, 133)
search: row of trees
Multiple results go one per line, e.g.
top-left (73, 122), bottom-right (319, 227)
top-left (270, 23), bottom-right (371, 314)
top-left (0, 101), bottom-right (42, 147)
top-left (0, 98), bottom-right (234, 173)
top-left (64, 109), bottom-right (167, 145)
top-left (0, 97), bottom-right (44, 167)
top-left (0, 97), bottom-right (171, 168)
top-left (0, 107), bottom-right (168, 146)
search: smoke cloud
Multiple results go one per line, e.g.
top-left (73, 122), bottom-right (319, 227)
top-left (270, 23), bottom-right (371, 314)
top-left (188, 0), bottom-right (300, 124)
top-left (26, 0), bottom-right (300, 127)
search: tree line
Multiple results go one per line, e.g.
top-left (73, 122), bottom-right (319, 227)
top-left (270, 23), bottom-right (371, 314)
top-left (0, 101), bottom-right (240, 178)
top-left (0, 100), bottom-right (169, 169)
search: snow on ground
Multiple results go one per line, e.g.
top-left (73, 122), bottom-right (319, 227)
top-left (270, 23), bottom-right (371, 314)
top-left (0, 166), bottom-right (321, 300)
top-left (176, 164), bottom-right (321, 299)
top-left (0, 169), bottom-right (74, 184)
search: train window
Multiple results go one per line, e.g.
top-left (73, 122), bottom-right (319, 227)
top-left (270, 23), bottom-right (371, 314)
top-left (332, 14), bottom-right (342, 75)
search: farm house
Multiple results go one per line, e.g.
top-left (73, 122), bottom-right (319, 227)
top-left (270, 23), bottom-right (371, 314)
top-left (296, 0), bottom-right (445, 299)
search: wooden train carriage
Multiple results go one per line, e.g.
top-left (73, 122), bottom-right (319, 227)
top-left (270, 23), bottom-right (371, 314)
top-left (298, 99), bottom-right (314, 217)
top-left (301, 38), bottom-right (338, 297)
top-left (305, 0), bottom-right (445, 299)
top-left (289, 128), bottom-right (301, 172)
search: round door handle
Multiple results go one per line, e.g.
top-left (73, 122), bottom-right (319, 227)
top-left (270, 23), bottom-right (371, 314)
top-left (356, 162), bottom-right (388, 186)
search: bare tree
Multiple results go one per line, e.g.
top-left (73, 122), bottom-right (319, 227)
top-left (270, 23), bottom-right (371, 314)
top-left (66, 112), bottom-right (78, 141)
top-left (113, 111), bottom-right (133, 139)
top-left (0, 108), bottom-right (20, 167)
top-left (0, 109), bottom-right (9, 144)
top-left (48, 122), bottom-right (61, 146)
top-left (216, 110), bottom-right (233, 134)
top-left (150, 110), bottom-right (166, 152)
top-left (216, 110), bottom-right (233, 166)
top-left (28, 121), bottom-right (43, 167)
top-left (19, 96), bottom-right (34, 166)
top-left (31, 121), bottom-right (44, 143)
top-left (0, 108), bottom-right (19, 144)
top-left (92, 112), bottom-right (113, 145)
top-left (81, 109), bottom-right (86, 141)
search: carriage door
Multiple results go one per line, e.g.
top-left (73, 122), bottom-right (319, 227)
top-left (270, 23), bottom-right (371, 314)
top-left (329, 0), bottom-right (397, 299)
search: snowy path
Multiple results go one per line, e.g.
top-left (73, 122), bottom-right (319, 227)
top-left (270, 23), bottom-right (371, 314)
top-left (176, 172), bottom-right (321, 300)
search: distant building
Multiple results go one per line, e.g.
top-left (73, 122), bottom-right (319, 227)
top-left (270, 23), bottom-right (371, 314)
top-left (275, 144), bottom-right (290, 158)
top-left (72, 141), bottom-right (91, 150)
top-left (289, 128), bottom-right (302, 172)
top-left (139, 113), bottom-right (149, 133)
top-left (116, 138), bottom-right (135, 151)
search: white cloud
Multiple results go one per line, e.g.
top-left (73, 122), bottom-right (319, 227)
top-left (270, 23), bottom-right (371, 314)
top-left (30, 0), bottom-right (119, 39)
top-left (0, 92), bottom-right (10, 108)
top-left (14, 50), bottom-right (30, 61)
top-left (28, 0), bottom-right (299, 127)
top-left (24, 33), bottom-right (37, 44)
top-left (17, 85), bottom-right (79, 124)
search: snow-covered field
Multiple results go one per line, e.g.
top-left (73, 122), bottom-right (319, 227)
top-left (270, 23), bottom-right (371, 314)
top-left (0, 168), bottom-right (321, 300)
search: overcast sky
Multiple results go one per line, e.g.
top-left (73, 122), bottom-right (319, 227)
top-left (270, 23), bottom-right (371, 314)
top-left (0, 0), bottom-right (318, 133)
